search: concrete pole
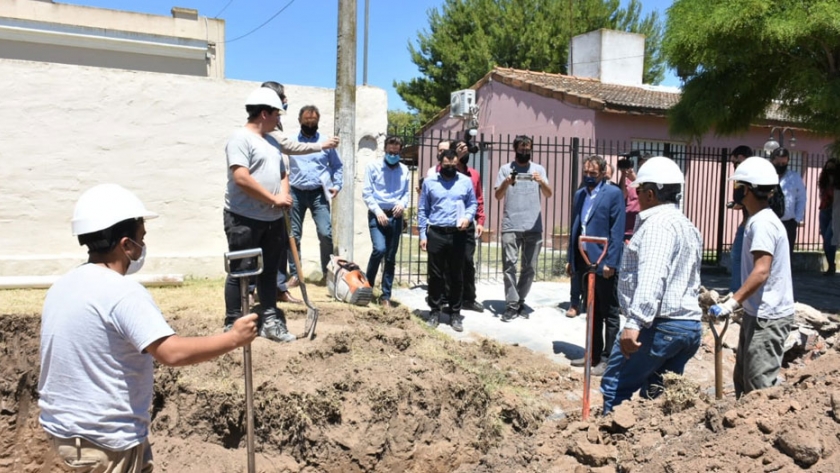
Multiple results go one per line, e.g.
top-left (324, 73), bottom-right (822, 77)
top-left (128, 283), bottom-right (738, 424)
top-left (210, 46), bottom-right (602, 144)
top-left (334, 0), bottom-right (357, 261)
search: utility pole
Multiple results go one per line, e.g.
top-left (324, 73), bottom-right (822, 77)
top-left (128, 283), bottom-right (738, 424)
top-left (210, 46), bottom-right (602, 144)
top-left (334, 0), bottom-right (357, 260)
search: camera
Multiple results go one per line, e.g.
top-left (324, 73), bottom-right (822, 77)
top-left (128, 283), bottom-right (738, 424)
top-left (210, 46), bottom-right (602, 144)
top-left (462, 130), bottom-right (480, 154)
top-left (617, 158), bottom-right (634, 170)
top-left (509, 168), bottom-right (518, 186)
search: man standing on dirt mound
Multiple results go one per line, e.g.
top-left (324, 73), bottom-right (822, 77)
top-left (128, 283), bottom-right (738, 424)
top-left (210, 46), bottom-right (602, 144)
top-left (566, 154), bottom-right (625, 376)
top-left (223, 87), bottom-right (295, 342)
top-left (39, 184), bottom-right (257, 472)
top-left (710, 157), bottom-right (794, 398)
top-left (599, 158), bottom-right (704, 414)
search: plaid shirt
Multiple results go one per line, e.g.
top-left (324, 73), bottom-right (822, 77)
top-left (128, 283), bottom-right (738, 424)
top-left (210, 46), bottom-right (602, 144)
top-left (619, 204), bottom-right (703, 330)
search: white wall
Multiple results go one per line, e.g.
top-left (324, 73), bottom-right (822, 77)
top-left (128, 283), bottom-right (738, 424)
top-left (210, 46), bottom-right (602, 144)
top-left (0, 58), bottom-right (387, 278)
top-left (571, 29), bottom-right (645, 86)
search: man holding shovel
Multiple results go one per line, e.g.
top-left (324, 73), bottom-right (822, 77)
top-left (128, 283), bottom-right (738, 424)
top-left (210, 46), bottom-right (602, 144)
top-left (39, 184), bottom-right (257, 472)
top-left (223, 87), bottom-right (295, 342)
top-left (599, 157), bottom-right (704, 414)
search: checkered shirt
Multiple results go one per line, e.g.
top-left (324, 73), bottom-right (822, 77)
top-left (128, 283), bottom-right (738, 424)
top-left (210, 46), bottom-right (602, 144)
top-left (619, 203), bottom-right (703, 330)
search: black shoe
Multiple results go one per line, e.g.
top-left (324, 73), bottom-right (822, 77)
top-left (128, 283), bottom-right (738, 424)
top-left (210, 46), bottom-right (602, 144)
top-left (463, 300), bottom-right (485, 313)
top-left (441, 305), bottom-right (453, 314)
top-left (501, 308), bottom-right (517, 322)
top-left (427, 311), bottom-right (440, 328)
top-left (450, 313), bottom-right (464, 332)
top-left (591, 361), bottom-right (608, 377)
top-left (569, 357), bottom-right (586, 367)
top-left (517, 300), bottom-right (528, 319)
top-left (223, 316), bottom-right (238, 333)
top-left (824, 266), bottom-right (836, 276)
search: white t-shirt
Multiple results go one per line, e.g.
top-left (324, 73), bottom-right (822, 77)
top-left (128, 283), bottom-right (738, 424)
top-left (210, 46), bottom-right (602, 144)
top-left (740, 208), bottom-right (794, 319)
top-left (224, 128), bottom-right (287, 222)
top-left (38, 264), bottom-right (175, 450)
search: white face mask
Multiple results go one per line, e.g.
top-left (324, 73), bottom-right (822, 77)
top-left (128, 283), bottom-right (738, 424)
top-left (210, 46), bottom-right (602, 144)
top-left (125, 239), bottom-right (146, 275)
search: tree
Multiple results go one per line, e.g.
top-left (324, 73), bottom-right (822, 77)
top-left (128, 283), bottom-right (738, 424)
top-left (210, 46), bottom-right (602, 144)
top-left (395, 0), bottom-right (664, 121)
top-left (387, 110), bottom-right (422, 134)
top-left (664, 0), bottom-right (840, 143)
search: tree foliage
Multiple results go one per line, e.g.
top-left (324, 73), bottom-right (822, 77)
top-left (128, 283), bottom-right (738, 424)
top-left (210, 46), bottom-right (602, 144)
top-left (396, 0), bottom-right (664, 121)
top-left (387, 110), bottom-right (422, 134)
top-left (664, 0), bottom-right (840, 142)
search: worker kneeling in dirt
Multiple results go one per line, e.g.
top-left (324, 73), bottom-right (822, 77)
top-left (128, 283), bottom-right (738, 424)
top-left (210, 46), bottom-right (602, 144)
top-left (600, 157), bottom-right (704, 414)
top-left (38, 184), bottom-right (257, 472)
top-left (710, 157), bottom-right (794, 398)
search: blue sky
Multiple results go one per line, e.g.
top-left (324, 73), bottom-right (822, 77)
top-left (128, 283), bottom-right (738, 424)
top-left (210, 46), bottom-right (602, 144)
top-left (63, 0), bottom-right (678, 111)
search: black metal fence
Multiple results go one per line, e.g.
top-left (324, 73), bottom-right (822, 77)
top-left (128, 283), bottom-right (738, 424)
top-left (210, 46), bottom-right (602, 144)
top-left (390, 128), bottom-right (826, 286)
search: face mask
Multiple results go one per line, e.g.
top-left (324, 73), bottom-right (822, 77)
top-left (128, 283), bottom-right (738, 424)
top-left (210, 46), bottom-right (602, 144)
top-left (515, 152), bottom-right (531, 163)
top-left (458, 154), bottom-right (470, 164)
top-left (300, 124), bottom-right (318, 136)
top-left (733, 186), bottom-right (746, 206)
top-left (440, 166), bottom-right (457, 178)
top-left (774, 164), bottom-right (788, 175)
top-left (384, 153), bottom-right (400, 166)
top-left (125, 239), bottom-right (146, 275)
top-left (583, 176), bottom-right (599, 188)
top-left (282, 103), bottom-right (289, 111)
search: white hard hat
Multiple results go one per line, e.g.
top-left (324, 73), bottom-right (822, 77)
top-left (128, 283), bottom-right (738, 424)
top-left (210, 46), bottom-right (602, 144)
top-left (630, 156), bottom-right (684, 187)
top-left (71, 184), bottom-right (158, 236)
top-left (245, 88), bottom-right (284, 111)
top-left (728, 156), bottom-right (779, 187)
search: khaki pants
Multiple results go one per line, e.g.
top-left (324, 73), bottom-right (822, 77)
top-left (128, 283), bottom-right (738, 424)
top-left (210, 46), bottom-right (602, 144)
top-left (733, 313), bottom-right (793, 398)
top-left (49, 434), bottom-right (153, 473)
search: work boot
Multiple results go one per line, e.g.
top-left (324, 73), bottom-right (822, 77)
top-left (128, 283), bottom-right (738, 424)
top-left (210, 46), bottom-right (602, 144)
top-left (501, 307), bottom-right (518, 322)
top-left (463, 300), bottom-right (485, 313)
top-left (223, 316), bottom-right (238, 333)
top-left (450, 313), bottom-right (464, 332)
top-left (259, 314), bottom-right (296, 343)
top-left (427, 310), bottom-right (440, 329)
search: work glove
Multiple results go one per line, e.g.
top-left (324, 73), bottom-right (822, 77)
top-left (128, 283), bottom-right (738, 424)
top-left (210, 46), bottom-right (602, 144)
top-left (709, 298), bottom-right (740, 319)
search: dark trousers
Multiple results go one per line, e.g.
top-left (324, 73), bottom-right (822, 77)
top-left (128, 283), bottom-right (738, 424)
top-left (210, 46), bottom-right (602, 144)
top-left (427, 226), bottom-right (467, 314)
top-left (462, 222), bottom-right (478, 303)
top-left (223, 210), bottom-right (285, 323)
top-left (782, 219), bottom-right (798, 260)
top-left (575, 251), bottom-right (620, 365)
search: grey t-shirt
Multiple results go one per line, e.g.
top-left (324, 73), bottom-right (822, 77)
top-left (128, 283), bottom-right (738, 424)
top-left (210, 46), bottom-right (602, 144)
top-left (495, 161), bottom-right (548, 233)
top-left (38, 264), bottom-right (175, 450)
top-left (741, 208), bottom-right (794, 319)
top-left (224, 128), bottom-right (287, 222)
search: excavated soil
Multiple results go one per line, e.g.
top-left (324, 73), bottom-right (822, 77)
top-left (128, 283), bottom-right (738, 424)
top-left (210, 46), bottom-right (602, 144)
top-left (4, 293), bottom-right (840, 472)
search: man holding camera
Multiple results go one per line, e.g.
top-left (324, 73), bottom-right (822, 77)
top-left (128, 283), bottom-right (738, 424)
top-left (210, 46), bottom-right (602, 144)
top-left (494, 135), bottom-right (553, 321)
top-left (617, 153), bottom-right (648, 241)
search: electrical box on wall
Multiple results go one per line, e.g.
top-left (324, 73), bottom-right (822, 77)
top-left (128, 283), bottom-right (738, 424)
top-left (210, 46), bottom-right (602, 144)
top-left (449, 89), bottom-right (475, 118)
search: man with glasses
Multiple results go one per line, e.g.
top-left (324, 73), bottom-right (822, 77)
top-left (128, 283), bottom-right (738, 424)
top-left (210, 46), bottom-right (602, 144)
top-left (566, 155), bottom-right (626, 376)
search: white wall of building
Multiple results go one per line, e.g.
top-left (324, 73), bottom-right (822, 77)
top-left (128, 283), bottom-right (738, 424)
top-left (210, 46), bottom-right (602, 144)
top-left (0, 58), bottom-right (387, 278)
top-left (570, 29), bottom-right (645, 86)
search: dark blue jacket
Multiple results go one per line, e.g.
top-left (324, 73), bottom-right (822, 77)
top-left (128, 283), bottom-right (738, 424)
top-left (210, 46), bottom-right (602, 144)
top-left (567, 181), bottom-right (626, 275)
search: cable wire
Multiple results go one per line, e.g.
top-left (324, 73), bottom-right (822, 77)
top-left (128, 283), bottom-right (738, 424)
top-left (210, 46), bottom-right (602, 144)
top-left (224, 0), bottom-right (296, 44)
top-left (212, 0), bottom-right (236, 18)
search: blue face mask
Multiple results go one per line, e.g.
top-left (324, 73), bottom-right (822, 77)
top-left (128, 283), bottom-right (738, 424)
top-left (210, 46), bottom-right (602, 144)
top-left (583, 176), bottom-right (599, 188)
top-left (384, 153), bottom-right (400, 166)
top-left (282, 103), bottom-right (289, 111)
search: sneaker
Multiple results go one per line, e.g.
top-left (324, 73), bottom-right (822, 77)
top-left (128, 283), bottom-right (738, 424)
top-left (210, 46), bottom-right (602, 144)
top-left (517, 300), bottom-right (528, 319)
top-left (259, 316), bottom-right (296, 343)
top-left (569, 357), bottom-right (586, 367)
top-left (591, 361), bottom-right (608, 377)
top-left (565, 306), bottom-right (579, 318)
top-left (463, 300), bottom-right (485, 313)
top-left (223, 316), bottom-right (237, 333)
top-left (501, 307), bottom-right (518, 322)
top-left (427, 310), bottom-right (440, 328)
top-left (450, 313), bottom-right (464, 332)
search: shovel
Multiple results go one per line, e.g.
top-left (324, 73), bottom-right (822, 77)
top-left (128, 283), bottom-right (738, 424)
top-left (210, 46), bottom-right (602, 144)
top-left (284, 211), bottom-right (319, 340)
top-left (578, 235), bottom-right (609, 421)
top-left (708, 315), bottom-right (730, 400)
top-left (224, 248), bottom-right (263, 473)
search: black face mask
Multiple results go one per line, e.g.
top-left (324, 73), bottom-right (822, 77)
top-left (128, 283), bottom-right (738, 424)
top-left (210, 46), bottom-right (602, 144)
top-left (440, 166), bottom-right (457, 178)
top-left (733, 186), bottom-right (746, 206)
top-left (300, 124), bottom-right (318, 137)
top-left (774, 164), bottom-right (788, 175)
top-left (458, 154), bottom-right (470, 165)
top-left (515, 152), bottom-right (531, 163)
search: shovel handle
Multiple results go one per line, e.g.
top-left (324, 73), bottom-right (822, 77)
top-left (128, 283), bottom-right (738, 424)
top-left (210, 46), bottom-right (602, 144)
top-left (577, 236), bottom-right (608, 421)
top-left (708, 316), bottom-right (730, 400)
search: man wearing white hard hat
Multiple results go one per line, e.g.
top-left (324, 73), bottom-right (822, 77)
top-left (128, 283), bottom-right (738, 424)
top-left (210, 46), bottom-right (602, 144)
top-left (710, 157), bottom-right (794, 398)
top-left (39, 184), bottom-right (258, 471)
top-left (223, 88), bottom-right (295, 342)
top-left (600, 157), bottom-right (704, 414)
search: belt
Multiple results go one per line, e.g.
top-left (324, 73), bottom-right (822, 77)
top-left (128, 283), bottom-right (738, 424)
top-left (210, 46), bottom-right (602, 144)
top-left (292, 187), bottom-right (322, 193)
top-left (429, 225), bottom-right (459, 234)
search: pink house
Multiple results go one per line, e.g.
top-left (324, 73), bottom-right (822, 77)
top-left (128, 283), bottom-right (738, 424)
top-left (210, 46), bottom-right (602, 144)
top-left (413, 31), bottom-right (832, 269)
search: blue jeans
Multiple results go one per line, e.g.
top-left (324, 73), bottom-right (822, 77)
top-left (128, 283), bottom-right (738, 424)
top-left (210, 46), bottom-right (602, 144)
top-left (600, 318), bottom-right (702, 414)
top-left (289, 187), bottom-right (334, 277)
top-left (820, 208), bottom-right (836, 268)
top-left (730, 224), bottom-right (745, 293)
top-left (366, 212), bottom-right (402, 300)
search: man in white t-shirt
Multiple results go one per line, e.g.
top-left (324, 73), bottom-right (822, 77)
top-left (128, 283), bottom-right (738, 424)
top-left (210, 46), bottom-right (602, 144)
top-left (39, 184), bottom-right (257, 472)
top-left (711, 157), bottom-right (794, 398)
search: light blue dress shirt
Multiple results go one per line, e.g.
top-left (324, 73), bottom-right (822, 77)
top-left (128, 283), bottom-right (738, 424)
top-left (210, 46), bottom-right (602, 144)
top-left (289, 132), bottom-right (343, 191)
top-left (418, 172), bottom-right (477, 240)
top-left (362, 160), bottom-right (410, 214)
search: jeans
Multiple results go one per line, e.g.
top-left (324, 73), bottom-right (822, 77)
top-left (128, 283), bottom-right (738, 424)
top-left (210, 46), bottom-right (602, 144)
top-left (601, 319), bottom-right (702, 414)
top-left (820, 208), bottom-right (836, 269)
top-left (734, 314), bottom-right (793, 398)
top-left (366, 212), bottom-right (402, 300)
top-left (223, 210), bottom-right (284, 324)
top-left (427, 226), bottom-right (467, 313)
top-left (289, 187), bottom-right (334, 277)
top-left (730, 224), bottom-right (745, 293)
top-left (501, 231), bottom-right (542, 309)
